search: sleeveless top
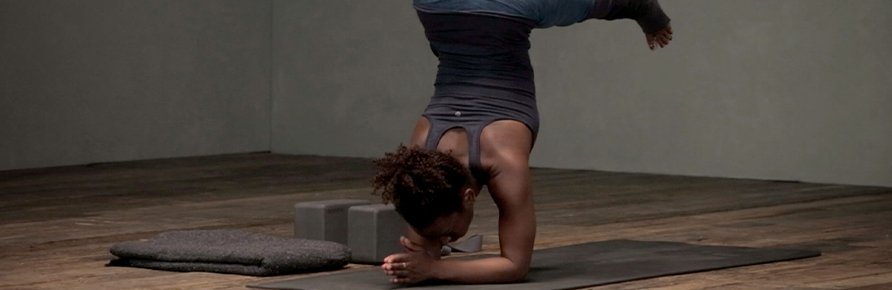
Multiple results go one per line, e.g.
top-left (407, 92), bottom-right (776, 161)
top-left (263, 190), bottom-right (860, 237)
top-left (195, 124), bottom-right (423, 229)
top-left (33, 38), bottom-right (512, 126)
top-left (415, 0), bottom-right (670, 184)
top-left (418, 10), bottom-right (537, 185)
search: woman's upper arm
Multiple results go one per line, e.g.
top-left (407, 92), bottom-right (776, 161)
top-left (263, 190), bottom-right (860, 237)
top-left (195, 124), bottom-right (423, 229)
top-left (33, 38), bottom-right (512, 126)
top-left (486, 151), bottom-right (536, 276)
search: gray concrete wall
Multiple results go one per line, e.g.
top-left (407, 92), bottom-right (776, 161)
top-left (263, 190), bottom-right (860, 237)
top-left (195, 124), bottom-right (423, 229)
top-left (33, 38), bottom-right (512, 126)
top-left (5, 1), bottom-right (886, 187)
top-left (272, 0), bottom-right (892, 187)
top-left (530, 1), bottom-right (892, 187)
top-left (271, 0), bottom-right (433, 158)
top-left (0, 0), bottom-right (271, 170)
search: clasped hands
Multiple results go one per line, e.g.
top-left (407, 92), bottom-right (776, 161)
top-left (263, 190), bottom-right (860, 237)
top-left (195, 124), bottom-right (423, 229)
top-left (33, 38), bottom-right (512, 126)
top-left (381, 236), bottom-right (439, 284)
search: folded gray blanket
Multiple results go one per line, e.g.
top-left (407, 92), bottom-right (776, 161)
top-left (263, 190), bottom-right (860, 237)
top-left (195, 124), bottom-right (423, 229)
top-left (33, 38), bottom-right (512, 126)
top-left (108, 229), bottom-right (350, 276)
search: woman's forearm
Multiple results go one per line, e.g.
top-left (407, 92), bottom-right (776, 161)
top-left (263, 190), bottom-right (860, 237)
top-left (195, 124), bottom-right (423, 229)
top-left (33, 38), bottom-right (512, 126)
top-left (432, 256), bottom-right (529, 284)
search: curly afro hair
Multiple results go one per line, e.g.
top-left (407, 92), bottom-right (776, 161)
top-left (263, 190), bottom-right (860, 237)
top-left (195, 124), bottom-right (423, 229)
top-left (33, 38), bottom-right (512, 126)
top-left (371, 145), bottom-right (470, 230)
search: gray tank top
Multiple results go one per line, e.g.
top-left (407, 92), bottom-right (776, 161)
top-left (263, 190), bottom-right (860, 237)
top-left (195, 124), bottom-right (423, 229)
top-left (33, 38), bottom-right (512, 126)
top-left (415, 0), bottom-right (670, 184)
top-left (418, 11), bottom-right (537, 185)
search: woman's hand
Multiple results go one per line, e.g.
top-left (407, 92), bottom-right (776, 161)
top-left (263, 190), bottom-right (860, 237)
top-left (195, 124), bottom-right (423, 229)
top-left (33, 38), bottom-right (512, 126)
top-left (381, 236), bottom-right (439, 284)
top-left (646, 24), bottom-right (673, 50)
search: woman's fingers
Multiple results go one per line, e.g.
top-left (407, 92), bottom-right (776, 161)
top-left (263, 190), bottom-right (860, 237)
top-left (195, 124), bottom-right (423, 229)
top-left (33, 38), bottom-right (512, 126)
top-left (390, 276), bottom-right (420, 284)
top-left (382, 254), bottom-right (400, 265)
top-left (384, 269), bottom-right (409, 277)
top-left (382, 256), bottom-right (411, 274)
top-left (383, 260), bottom-right (416, 284)
top-left (381, 248), bottom-right (434, 284)
top-left (391, 277), bottom-right (411, 284)
top-left (400, 236), bottom-right (428, 253)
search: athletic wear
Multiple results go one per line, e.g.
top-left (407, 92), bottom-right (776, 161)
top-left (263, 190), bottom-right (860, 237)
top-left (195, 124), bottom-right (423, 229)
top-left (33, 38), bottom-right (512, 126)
top-left (414, 0), bottom-right (671, 32)
top-left (419, 11), bottom-right (536, 184)
top-left (414, 0), bottom-right (595, 28)
top-left (416, 0), bottom-right (670, 183)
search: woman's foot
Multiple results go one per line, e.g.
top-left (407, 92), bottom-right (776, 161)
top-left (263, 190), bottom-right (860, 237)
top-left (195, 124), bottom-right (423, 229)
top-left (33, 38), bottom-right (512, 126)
top-left (646, 24), bottom-right (673, 50)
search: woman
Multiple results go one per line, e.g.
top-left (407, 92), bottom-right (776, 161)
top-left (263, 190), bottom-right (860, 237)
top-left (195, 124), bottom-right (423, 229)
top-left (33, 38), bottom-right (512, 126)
top-left (372, 0), bottom-right (673, 284)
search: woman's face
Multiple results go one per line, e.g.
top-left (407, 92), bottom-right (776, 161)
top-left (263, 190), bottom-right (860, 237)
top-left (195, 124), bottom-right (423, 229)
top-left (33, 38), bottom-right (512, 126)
top-left (418, 203), bottom-right (474, 245)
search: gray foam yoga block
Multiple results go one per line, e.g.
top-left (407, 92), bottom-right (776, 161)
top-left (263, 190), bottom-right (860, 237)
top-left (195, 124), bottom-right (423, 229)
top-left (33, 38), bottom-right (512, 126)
top-left (348, 204), bottom-right (407, 264)
top-left (294, 199), bottom-right (371, 244)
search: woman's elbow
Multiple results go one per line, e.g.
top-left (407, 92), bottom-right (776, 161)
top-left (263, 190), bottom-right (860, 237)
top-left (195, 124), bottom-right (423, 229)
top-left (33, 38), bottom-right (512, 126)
top-left (505, 262), bottom-right (531, 282)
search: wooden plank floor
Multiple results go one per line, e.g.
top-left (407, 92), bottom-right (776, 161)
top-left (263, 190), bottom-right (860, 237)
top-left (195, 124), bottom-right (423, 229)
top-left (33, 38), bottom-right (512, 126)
top-left (0, 153), bottom-right (890, 289)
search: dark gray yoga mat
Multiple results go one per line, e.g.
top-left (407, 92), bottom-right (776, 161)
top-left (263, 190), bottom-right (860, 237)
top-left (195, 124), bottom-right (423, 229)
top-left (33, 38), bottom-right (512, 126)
top-left (248, 239), bottom-right (819, 290)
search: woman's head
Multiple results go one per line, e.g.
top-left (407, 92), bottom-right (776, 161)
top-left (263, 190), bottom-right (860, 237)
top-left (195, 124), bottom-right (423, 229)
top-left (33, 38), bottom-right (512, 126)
top-left (372, 145), bottom-right (475, 242)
